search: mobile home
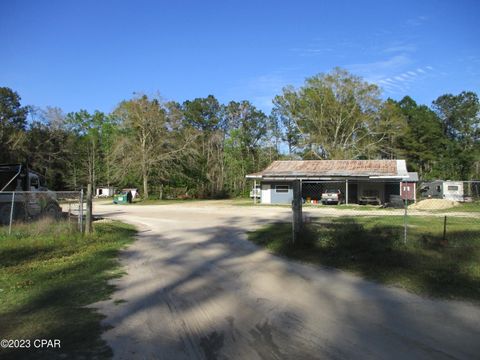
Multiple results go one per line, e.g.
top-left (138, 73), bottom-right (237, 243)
top-left (419, 181), bottom-right (464, 202)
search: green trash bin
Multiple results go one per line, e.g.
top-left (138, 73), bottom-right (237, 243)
top-left (113, 193), bottom-right (128, 204)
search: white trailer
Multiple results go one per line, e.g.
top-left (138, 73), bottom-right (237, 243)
top-left (420, 181), bottom-right (464, 202)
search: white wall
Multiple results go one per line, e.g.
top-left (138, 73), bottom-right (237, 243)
top-left (261, 184), bottom-right (271, 204)
top-left (443, 181), bottom-right (463, 201)
top-left (262, 183), bottom-right (293, 204)
top-left (96, 187), bottom-right (115, 197)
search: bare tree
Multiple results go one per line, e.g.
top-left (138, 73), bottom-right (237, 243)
top-left (112, 94), bottom-right (196, 199)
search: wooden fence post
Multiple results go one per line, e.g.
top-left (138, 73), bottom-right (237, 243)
top-left (85, 184), bottom-right (93, 234)
top-left (292, 180), bottom-right (303, 244)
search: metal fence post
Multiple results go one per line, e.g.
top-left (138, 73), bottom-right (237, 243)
top-left (8, 192), bottom-right (15, 235)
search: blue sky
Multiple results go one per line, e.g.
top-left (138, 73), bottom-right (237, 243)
top-left (1, 0), bottom-right (479, 114)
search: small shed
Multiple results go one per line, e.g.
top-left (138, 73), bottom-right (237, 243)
top-left (400, 172), bottom-right (418, 201)
top-left (95, 186), bottom-right (115, 197)
top-left (247, 160), bottom-right (416, 205)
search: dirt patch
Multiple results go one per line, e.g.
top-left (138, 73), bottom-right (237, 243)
top-left (411, 198), bottom-right (460, 210)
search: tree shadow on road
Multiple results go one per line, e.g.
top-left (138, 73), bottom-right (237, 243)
top-left (95, 214), bottom-right (480, 359)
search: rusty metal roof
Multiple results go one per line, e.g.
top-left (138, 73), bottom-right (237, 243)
top-left (247, 160), bottom-right (408, 178)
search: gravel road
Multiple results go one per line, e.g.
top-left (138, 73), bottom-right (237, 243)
top-left (93, 202), bottom-right (480, 360)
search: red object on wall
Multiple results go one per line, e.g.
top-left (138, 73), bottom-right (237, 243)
top-left (401, 182), bottom-right (416, 200)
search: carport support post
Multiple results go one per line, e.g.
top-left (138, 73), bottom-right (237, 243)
top-left (345, 179), bottom-right (349, 205)
top-left (292, 180), bottom-right (303, 244)
top-left (85, 183), bottom-right (93, 234)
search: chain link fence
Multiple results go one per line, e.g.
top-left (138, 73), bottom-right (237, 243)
top-left (298, 180), bottom-right (480, 246)
top-left (0, 190), bottom-right (85, 235)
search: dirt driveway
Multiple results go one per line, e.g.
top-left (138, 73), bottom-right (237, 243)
top-left (94, 202), bottom-right (480, 360)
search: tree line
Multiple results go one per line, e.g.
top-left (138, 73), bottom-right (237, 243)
top-left (1, 68), bottom-right (479, 198)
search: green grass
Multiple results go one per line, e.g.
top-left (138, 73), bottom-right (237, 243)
top-left (0, 219), bottom-right (136, 360)
top-left (248, 216), bottom-right (480, 303)
top-left (311, 203), bottom-right (394, 210)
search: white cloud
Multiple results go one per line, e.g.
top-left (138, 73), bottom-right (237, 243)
top-left (399, 73), bottom-right (415, 81)
top-left (346, 55), bottom-right (412, 80)
top-left (406, 16), bottom-right (428, 27)
top-left (373, 65), bottom-right (435, 96)
top-left (290, 47), bottom-right (334, 57)
top-left (383, 44), bottom-right (416, 54)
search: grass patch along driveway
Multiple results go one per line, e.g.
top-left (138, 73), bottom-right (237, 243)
top-left (248, 216), bottom-right (480, 303)
top-left (0, 219), bottom-right (136, 360)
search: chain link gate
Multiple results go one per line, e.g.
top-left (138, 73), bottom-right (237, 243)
top-left (0, 190), bottom-right (85, 235)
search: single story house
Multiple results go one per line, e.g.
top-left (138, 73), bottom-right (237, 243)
top-left (246, 160), bottom-right (418, 205)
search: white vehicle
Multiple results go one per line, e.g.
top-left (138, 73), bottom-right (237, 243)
top-left (321, 189), bottom-right (343, 205)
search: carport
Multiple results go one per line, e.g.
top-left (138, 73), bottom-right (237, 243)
top-left (246, 160), bottom-right (415, 205)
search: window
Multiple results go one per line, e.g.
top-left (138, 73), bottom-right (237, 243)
top-left (447, 186), bottom-right (458, 191)
top-left (275, 185), bottom-right (289, 193)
